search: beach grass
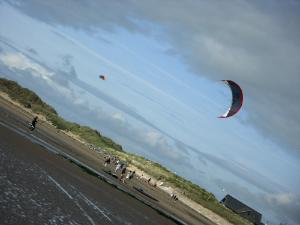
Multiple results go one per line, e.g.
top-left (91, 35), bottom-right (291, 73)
top-left (0, 77), bottom-right (252, 225)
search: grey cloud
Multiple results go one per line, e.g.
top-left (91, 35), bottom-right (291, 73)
top-left (204, 153), bottom-right (287, 193)
top-left (5, 0), bottom-right (147, 33)
top-left (51, 55), bottom-right (78, 86)
top-left (139, 0), bottom-right (300, 156)
top-left (152, 133), bottom-right (293, 195)
top-left (182, 142), bottom-right (290, 193)
top-left (8, 0), bottom-right (300, 157)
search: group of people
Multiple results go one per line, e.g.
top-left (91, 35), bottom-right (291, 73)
top-left (171, 193), bottom-right (179, 201)
top-left (104, 155), bottom-right (121, 167)
top-left (105, 155), bottom-right (181, 202)
top-left (104, 155), bottom-right (135, 183)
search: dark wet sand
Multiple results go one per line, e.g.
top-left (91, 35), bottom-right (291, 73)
top-left (0, 96), bottom-right (216, 225)
top-left (0, 122), bottom-right (181, 225)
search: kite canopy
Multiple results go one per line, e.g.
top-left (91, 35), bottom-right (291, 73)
top-left (219, 80), bottom-right (243, 118)
top-left (99, 75), bottom-right (106, 80)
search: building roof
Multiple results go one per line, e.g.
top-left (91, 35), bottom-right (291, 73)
top-left (221, 194), bottom-right (262, 224)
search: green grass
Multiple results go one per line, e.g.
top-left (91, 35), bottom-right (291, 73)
top-left (0, 77), bottom-right (252, 225)
top-left (0, 78), bottom-right (123, 152)
top-left (104, 148), bottom-right (252, 225)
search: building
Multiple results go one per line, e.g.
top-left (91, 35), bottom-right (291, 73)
top-left (220, 194), bottom-right (263, 225)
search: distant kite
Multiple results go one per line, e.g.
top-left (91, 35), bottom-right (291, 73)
top-left (219, 80), bottom-right (243, 118)
top-left (99, 75), bottom-right (106, 80)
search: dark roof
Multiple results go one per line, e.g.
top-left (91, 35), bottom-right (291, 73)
top-left (221, 195), bottom-right (262, 223)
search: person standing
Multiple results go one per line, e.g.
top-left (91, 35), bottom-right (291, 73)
top-left (29, 116), bottom-right (38, 131)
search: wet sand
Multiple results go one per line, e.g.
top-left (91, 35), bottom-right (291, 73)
top-left (0, 96), bottom-right (216, 225)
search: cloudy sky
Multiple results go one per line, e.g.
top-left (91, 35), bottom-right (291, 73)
top-left (0, 1), bottom-right (299, 224)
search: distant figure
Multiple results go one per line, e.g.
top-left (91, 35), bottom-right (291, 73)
top-left (128, 171), bottom-right (135, 180)
top-left (120, 166), bottom-right (127, 183)
top-left (104, 157), bottom-right (111, 167)
top-left (131, 171), bottom-right (135, 178)
top-left (29, 116), bottom-right (38, 131)
top-left (115, 163), bottom-right (122, 172)
top-left (121, 166), bottom-right (127, 176)
top-left (111, 157), bottom-right (116, 164)
top-left (126, 170), bottom-right (131, 180)
top-left (171, 193), bottom-right (178, 201)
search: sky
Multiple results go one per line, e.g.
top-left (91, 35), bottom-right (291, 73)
top-left (0, 1), bottom-right (299, 224)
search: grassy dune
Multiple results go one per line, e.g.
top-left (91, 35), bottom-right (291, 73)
top-left (0, 77), bottom-right (252, 225)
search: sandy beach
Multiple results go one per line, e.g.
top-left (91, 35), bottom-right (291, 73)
top-left (0, 93), bottom-right (231, 225)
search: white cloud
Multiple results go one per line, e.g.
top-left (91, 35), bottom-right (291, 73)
top-left (0, 52), bottom-right (53, 81)
top-left (111, 112), bottom-right (126, 123)
top-left (0, 51), bottom-right (74, 101)
top-left (144, 130), bottom-right (163, 147)
top-left (265, 192), bottom-right (298, 206)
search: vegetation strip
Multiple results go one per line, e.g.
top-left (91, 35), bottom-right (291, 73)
top-left (0, 77), bottom-right (252, 225)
